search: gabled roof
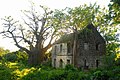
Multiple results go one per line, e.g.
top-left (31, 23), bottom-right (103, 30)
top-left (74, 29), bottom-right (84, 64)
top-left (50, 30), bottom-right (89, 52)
top-left (55, 33), bottom-right (74, 44)
top-left (55, 24), bottom-right (105, 44)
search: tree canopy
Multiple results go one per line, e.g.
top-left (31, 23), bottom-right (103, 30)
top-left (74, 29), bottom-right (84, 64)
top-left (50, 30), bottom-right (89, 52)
top-left (108, 0), bottom-right (120, 24)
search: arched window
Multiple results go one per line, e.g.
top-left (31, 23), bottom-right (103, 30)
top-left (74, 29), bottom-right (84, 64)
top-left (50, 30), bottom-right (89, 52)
top-left (67, 59), bottom-right (70, 64)
top-left (54, 59), bottom-right (56, 67)
top-left (84, 59), bottom-right (89, 69)
top-left (96, 60), bottom-right (99, 68)
top-left (67, 43), bottom-right (71, 53)
top-left (60, 44), bottom-right (62, 53)
top-left (84, 59), bottom-right (86, 67)
top-left (59, 59), bottom-right (63, 68)
top-left (54, 46), bottom-right (57, 54)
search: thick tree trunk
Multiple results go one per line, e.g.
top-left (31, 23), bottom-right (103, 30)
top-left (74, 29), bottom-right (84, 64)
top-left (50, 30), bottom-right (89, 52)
top-left (28, 49), bottom-right (45, 66)
top-left (27, 43), bottom-right (52, 66)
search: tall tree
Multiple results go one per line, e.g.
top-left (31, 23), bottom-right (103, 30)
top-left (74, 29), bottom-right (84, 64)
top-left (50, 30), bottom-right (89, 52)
top-left (0, 4), bottom-right (58, 65)
top-left (68, 4), bottom-right (100, 66)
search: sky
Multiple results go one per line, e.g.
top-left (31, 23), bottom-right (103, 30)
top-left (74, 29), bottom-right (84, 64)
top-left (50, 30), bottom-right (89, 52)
top-left (0, 0), bottom-right (110, 51)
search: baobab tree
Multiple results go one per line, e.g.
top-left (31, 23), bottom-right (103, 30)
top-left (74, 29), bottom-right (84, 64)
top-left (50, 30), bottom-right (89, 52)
top-left (0, 4), bottom-right (59, 65)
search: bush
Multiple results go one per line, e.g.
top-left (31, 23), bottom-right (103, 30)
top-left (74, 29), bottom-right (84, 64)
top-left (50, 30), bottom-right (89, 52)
top-left (3, 50), bottom-right (28, 63)
top-left (102, 54), bottom-right (116, 69)
top-left (65, 64), bottom-right (77, 71)
top-left (66, 71), bottom-right (79, 80)
top-left (0, 64), bottom-right (12, 80)
top-left (22, 69), bottom-right (66, 80)
top-left (91, 70), bottom-right (109, 80)
top-left (109, 66), bottom-right (120, 80)
top-left (3, 53), bottom-right (17, 62)
top-left (0, 55), bottom-right (119, 80)
top-left (115, 57), bottom-right (120, 66)
top-left (1, 63), bottom-right (119, 80)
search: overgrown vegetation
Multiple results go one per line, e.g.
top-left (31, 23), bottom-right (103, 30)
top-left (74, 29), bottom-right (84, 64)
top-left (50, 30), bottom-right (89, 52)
top-left (0, 50), bottom-right (119, 80)
top-left (0, 58), bottom-right (120, 80)
top-left (0, 0), bottom-right (120, 80)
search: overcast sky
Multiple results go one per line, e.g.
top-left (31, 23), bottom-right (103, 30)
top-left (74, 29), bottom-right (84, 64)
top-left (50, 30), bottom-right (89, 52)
top-left (0, 0), bottom-right (110, 51)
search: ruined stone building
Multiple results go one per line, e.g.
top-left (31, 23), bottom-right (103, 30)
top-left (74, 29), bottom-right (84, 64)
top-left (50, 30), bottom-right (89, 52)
top-left (52, 24), bottom-right (106, 69)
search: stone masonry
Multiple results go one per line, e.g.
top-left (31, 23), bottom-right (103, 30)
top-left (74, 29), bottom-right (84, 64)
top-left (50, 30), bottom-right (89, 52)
top-left (52, 24), bottom-right (106, 69)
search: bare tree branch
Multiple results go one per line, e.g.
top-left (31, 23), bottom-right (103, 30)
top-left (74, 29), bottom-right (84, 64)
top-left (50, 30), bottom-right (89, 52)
top-left (1, 16), bottom-right (30, 54)
top-left (0, 4), bottom-right (58, 65)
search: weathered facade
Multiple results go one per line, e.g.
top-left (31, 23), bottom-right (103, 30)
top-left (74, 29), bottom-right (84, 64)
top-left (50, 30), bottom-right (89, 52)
top-left (52, 24), bottom-right (106, 69)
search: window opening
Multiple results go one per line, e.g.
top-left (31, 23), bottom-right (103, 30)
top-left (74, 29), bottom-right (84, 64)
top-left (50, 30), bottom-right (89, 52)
top-left (84, 59), bottom-right (89, 69)
top-left (96, 43), bottom-right (100, 50)
top-left (60, 44), bottom-right (62, 53)
top-left (67, 43), bottom-right (71, 53)
top-left (84, 43), bottom-right (89, 50)
top-left (59, 59), bottom-right (63, 68)
top-left (67, 59), bottom-right (70, 64)
top-left (96, 60), bottom-right (99, 68)
top-left (54, 59), bottom-right (56, 67)
top-left (54, 46), bottom-right (57, 54)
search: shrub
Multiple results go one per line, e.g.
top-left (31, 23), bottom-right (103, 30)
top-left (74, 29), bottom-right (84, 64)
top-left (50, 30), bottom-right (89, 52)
top-left (91, 70), bottom-right (110, 80)
top-left (22, 69), bottom-right (66, 80)
top-left (65, 64), bottom-right (77, 71)
top-left (3, 53), bottom-right (17, 62)
top-left (115, 57), bottom-right (120, 66)
top-left (66, 71), bottom-right (79, 80)
top-left (3, 50), bottom-right (28, 64)
top-left (102, 54), bottom-right (116, 69)
top-left (0, 64), bottom-right (12, 80)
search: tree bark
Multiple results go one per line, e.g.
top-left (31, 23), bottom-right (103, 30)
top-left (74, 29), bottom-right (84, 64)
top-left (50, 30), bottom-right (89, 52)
top-left (28, 49), bottom-right (45, 65)
top-left (73, 29), bottom-right (78, 67)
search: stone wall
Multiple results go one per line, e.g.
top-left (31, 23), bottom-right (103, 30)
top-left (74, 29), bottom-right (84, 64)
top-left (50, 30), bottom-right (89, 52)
top-left (52, 24), bottom-right (106, 69)
top-left (75, 25), bottom-right (106, 69)
top-left (52, 55), bottom-right (72, 68)
top-left (52, 43), bottom-right (73, 68)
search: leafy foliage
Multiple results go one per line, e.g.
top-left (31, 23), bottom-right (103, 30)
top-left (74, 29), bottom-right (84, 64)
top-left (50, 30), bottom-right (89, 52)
top-left (108, 0), bottom-right (120, 24)
top-left (0, 64), bottom-right (12, 80)
top-left (2, 50), bottom-right (28, 63)
top-left (0, 58), bottom-right (120, 80)
top-left (102, 54), bottom-right (116, 68)
top-left (0, 47), bottom-right (10, 57)
top-left (65, 64), bottom-right (77, 71)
